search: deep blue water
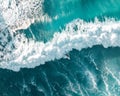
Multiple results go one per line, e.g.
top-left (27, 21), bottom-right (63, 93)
top-left (0, 46), bottom-right (120, 96)
top-left (0, 0), bottom-right (120, 96)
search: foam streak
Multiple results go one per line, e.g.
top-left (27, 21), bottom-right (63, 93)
top-left (1, 19), bottom-right (120, 71)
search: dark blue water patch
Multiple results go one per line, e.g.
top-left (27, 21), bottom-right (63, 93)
top-left (0, 45), bottom-right (120, 96)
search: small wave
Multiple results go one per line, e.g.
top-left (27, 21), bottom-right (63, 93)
top-left (0, 18), bottom-right (120, 71)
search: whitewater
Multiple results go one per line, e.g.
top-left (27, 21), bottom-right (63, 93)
top-left (1, 0), bottom-right (120, 96)
top-left (0, 0), bottom-right (51, 31)
top-left (0, 0), bottom-right (120, 72)
top-left (0, 18), bottom-right (120, 71)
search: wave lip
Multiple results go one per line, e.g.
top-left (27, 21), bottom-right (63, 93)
top-left (1, 18), bottom-right (120, 71)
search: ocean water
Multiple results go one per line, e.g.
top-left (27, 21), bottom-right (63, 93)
top-left (0, 0), bottom-right (120, 96)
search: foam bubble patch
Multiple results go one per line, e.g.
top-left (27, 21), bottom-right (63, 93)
top-left (0, 0), bottom-right (51, 31)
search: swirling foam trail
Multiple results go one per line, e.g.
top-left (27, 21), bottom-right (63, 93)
top-left (0, 0), bottom-right (51, 31)
top-left (1, 18), bottom-right (120, 71)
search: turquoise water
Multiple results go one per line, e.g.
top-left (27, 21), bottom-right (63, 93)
top-left (0, 0), bottom-right (120, 96)
top-left (22, 0), bottom-right (120, 42)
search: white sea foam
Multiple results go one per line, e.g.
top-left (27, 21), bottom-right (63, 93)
top-left (0, 0), bottom-right (51, 31)
top-left (0, 18), bottom-right (120, 71)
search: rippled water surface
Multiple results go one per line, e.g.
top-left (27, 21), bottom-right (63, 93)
top-left (0, 0), bottom-right (120, 96)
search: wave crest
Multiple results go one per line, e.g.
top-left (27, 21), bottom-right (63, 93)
top-left (0, 18), bottom-right (120, 71)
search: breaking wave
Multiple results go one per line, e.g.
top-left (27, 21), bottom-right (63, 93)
top-left (0, 18), bottom-right (120, 71)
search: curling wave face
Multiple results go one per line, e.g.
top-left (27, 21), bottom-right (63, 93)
top-left (0, 18), bottom-right (120, 71)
